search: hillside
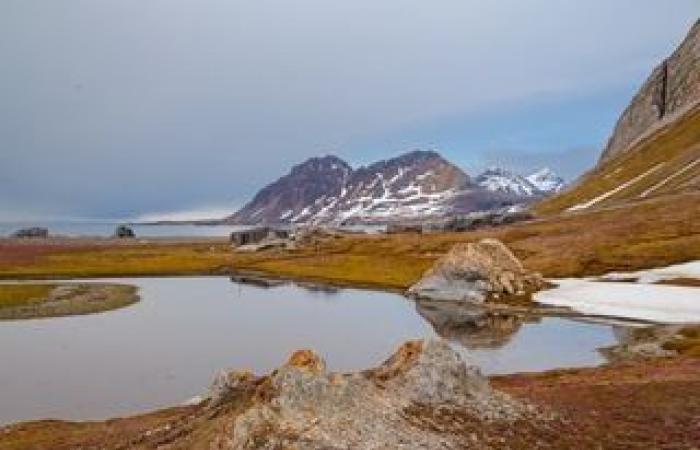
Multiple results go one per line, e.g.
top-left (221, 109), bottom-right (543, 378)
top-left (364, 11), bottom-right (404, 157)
top-left (537, 20), bottom-right (700, 215)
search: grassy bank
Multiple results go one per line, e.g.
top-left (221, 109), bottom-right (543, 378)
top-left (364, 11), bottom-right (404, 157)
top-left (0, 283), bottom-right (139, 320)
top-left (0, 191), bottom-right (698, 290)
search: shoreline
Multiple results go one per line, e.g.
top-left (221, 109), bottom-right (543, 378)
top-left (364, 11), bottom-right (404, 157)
top-left (0, 282), bottom-right (139, 321)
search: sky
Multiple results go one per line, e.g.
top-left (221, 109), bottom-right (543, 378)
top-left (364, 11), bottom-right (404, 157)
top-left (1, 1), bottom-right (698, 221)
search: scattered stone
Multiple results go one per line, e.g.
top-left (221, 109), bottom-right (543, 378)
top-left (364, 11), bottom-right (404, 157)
top-left (407, 239), bottom-right (546, 304)
top-left (233, 239), bottom-right (289, 253)
top-left (11, 227), bottom-right (49, 238)
top-left (114, 225), bottom-right (135, 238)
top-left (230, 227), bottom-right (291, 247)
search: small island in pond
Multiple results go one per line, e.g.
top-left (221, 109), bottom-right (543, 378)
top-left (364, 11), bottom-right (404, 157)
top-left (0, 283), bottom-right (139, 320)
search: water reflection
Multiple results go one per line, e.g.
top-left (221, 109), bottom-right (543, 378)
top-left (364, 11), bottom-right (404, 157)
top-left (416, 300), bottom-right (537, 349)
top-left (0, 277), bottom-right (617, 424)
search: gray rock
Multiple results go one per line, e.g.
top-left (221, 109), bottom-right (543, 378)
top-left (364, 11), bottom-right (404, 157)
top-left (407, 239), bottom-right (546, 303)
top-left (208, 339), bottom-right (538, 449)
top-left (113, 225), bottom-right (135, 238)
top-left (11, 227), bottom-right (49, 238)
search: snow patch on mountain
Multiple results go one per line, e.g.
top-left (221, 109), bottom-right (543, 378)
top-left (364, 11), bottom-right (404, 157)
top-left (526, 168), bottom-right (565, 194)
top-left (475, 167), bottom-right (565, 197)
top-left (227, 152), bottom-right (566, 225)
top-left (475, 167), bottom-right (538, 197)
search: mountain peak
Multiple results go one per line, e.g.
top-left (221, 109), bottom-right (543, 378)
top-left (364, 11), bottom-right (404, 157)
top-left (526, 168), bottom-right (565, 194)
top-left (229, 150), bottom-right (481, 225)
top-left (476, 166), bottom-right (565, 197)
top-left (290, 155), bottom-right (351, 175)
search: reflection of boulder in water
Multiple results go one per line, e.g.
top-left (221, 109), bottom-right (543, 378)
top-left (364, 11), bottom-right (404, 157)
top-left (416, 300), bottom-right (531, 349)
top-left (295, 282), bottom-right (341, 295)
top-left (603, 324), bottom-right (681, 362)
top-left (230, 275), bottom-right (288, 288)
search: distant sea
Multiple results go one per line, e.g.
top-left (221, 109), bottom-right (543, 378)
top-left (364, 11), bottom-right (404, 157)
top-left (0, 220), bottom-right (249, 238)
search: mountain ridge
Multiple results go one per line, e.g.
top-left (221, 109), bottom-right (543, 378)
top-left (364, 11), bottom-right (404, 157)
top-left (227, 151), bottom-right (562, 225)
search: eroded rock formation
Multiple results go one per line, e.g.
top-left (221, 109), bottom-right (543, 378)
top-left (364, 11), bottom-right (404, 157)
top-left (407, 239), bottom-right (546, 304)
top-left (206, 339), bottom-right (540, 449)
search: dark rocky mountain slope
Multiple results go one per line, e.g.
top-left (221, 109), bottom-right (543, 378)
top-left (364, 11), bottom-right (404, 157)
top-left (227, 151), bottom-right (553, 225)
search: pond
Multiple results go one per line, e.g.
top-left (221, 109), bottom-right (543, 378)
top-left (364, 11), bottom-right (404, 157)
top-left (0, 277), bottom-right (619, 425)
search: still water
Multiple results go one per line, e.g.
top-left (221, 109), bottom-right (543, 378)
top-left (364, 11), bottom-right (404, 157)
top-left (0, 221), bottom-right (242, 238)
top-left (0, 277), bottom-right (617, 424)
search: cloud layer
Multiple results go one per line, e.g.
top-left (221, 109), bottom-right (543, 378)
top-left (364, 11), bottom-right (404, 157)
top-left (1, 1), bottom-right (697, 219)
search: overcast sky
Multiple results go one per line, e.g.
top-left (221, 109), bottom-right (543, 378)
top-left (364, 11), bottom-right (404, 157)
top-left (1, 1), bottom-right (697, 221)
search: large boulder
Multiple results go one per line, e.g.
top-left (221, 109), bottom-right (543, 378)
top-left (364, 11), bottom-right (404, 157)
top-left (207, 338), bottom-right (533, 449)
top-left (408, 238), bottom-right (546, 304)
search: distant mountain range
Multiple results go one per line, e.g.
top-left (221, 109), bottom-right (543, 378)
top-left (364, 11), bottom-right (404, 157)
top-left (475, 167), bottom-right (564, 198)
top-left (225, 150), bottom-right (564, 225)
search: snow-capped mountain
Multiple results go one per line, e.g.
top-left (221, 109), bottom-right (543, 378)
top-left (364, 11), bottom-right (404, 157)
top-left (227, 151), bottom-right (516, 225)
top-left (475, 167), bottom-right (539, 197)
top-left (475, 167), bottom-right (565, 197)
top-left (526, 168), bottom-right (565, 194)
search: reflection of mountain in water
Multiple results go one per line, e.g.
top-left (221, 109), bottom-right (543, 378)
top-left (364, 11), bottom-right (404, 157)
top-left (416, 300), bottom-right (537, 349)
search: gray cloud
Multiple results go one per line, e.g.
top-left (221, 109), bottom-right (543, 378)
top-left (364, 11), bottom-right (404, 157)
top-left (0, 1), bottom-right (697, 219)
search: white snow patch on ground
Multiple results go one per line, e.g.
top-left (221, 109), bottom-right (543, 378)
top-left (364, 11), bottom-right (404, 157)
top-left (599, 260), bottom-right (700, 284)
top-left (568, 163), bottom-right (665, 211)
top-left (536, 260), bottom-right (700, 323)
top-left (639, 158), bottom-right (700, 198)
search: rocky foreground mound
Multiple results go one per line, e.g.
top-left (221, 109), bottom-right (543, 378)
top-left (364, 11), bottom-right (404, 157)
top-left (408, 239), bottom-right (546, 304)
top-left (204, 339), bottom-right (545, 449)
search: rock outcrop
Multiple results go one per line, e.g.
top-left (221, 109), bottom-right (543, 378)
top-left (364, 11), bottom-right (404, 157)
top-left (601, 19), bottom-right (700, 162)
top-left (206, 338), bottom-right (537, 449)
top-left (407, 239), bottom-right (546, 304)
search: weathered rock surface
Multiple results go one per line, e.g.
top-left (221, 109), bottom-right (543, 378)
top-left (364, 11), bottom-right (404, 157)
top-left (407, 239), bottom-right (546, 304)
top-left (601, 19), bottom-right (700, 162)
top-left (207, 339), bottom-right (539, 449)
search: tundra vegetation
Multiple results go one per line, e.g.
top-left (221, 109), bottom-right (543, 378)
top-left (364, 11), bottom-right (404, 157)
top-left (0, 283), bottom-right (138, 320)
top-left (1, 190), bottom-right (698, 291)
